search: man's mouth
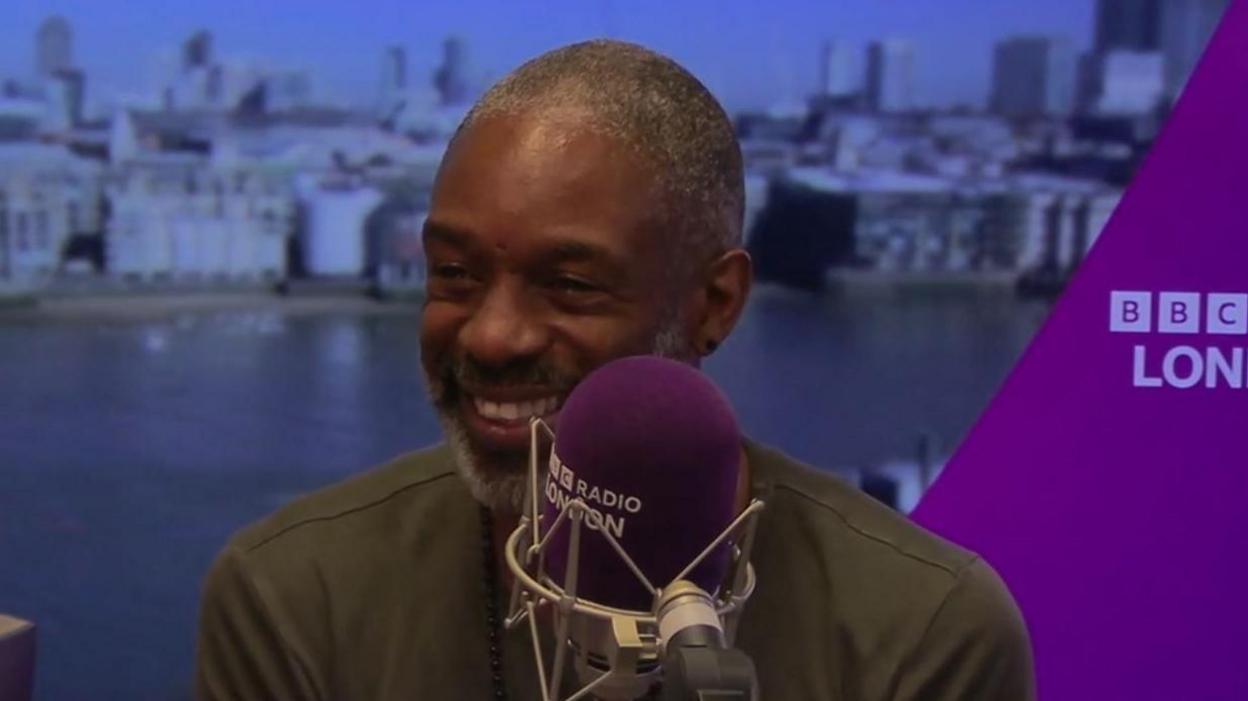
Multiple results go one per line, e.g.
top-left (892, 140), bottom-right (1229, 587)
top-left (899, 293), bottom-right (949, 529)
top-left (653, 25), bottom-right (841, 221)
top-left (471, 395), bottom-right (563, 422)
top-left (457, 389), bottom-right (567, 453)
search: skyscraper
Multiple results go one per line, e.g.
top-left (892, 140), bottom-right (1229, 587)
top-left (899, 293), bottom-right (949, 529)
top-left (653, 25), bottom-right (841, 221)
top-left (1078, 50), bottom-right (1165, 115)
top-left (1159, 0), bottom-right (1231, 100)
top-left (991, 37), bottom-right (1076, 117)
top-left (377, 46), bottom-right (409, 119)
top-left (36, 16), bottom-right (73, 77)
top-left (183, 30), bottom-right (213, 72)
top-left (434, 36), bottom-right (470, 106)
top-left (1094, 0), bottom-right (1162, 51)
top-left (819, 40), bottom-right (856, 98)
top-left (865, 40), bottom-right (914, 113)
top-left (383, 46), bottom-right (407, 93)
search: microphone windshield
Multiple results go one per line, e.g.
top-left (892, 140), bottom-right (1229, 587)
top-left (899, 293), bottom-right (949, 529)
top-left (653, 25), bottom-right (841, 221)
top-left (542, 356), bottom-right (741, 611)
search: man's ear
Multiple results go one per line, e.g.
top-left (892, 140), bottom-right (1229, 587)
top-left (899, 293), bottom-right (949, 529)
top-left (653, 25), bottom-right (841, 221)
top-left (689, 248), bottom-right (752, 357)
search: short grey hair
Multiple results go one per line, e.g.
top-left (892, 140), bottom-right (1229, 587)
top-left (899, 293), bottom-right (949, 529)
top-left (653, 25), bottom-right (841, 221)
top-left (454, 39), bottom-right (745, 277)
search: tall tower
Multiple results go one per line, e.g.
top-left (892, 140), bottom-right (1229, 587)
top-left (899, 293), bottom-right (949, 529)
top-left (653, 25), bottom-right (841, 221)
top-left (383, 46), bottom-right (407, 93)
top-left (1159, 0), bottom-right (1231, 100)
top-left (991, 36), bottom-right (1076, 117)
top-left (377, 45), bottom-right (409, 120)
top-left (183, 30), bottom-right (213, 71)
top-left (865, 39), bottom-right (914, 113)
top-left (36, 16), bottom-right (73, 77)
top-left (819, 40), bottom-right (856, 97)
top-left (1094, 0), bottom-right (1163, 51)
top-left (434, 36), bottom-right (470, 106)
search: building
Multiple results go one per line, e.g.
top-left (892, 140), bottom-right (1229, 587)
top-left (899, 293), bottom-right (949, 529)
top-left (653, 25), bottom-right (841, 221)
top-left (259, 70), bottom-right (314, 113)
top-left (295, 175), bottom-right (383, 277)
top-left (1094, 0), bottom-right (1163, 51)
top-left (1010, 174), bottom-right (1121, 271)
top-left (749, 166), bottom-right (1121, 285)
top-left (819, 41), bottom-right (856, 98)
top-left (0, 143), bottom-right (102, 288)
top-left (104, 156), bottom-right (293, 282)
top-left (382, 46), bottom-right (407, 94)
top-left (1159, 0), bottom-right (1231, 101)
top-left (102, 113), bottom-right (297, 281)
top-left (990, 37), bottom-right (1076, 117)
top-left (865, 40), bottom-right (914, 113)
top-left (183, 30), bottom-right (213, 71)
top-left (0, 94), bottom-right (44, 143)
top-left (434, 36), bottom-right (471, 106)
top-left (1078, 50), bottom-right (1165, 115)
top-left (43, 69), bottom-right (85, 131)
top-left (36, 16), bottom-right (74, 78)
top-left (377, 45), bottom-right (408, 118)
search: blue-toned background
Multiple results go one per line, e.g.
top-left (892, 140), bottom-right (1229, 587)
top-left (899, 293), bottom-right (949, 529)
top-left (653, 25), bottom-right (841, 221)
top-left (0, 1), bottom-right (1226, 698)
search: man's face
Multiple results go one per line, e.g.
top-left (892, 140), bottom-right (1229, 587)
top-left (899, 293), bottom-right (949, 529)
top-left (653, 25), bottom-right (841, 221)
top-left (421, 111), bottom-right (692, 511)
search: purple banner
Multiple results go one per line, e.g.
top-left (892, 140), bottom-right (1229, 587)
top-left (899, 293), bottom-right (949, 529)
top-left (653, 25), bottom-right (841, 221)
top-left (914, 2), bottom-right (1248, 699)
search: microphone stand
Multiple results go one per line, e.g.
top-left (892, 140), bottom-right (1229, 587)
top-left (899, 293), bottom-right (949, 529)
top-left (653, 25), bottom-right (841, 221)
top-left (659, 644), bottom-right (758, 701)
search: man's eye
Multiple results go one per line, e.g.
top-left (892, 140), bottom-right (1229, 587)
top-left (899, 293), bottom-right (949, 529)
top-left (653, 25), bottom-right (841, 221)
top-left (432, 263), bottom-right (470, 280)
top-left (549, 276), bottom-right (598, 294)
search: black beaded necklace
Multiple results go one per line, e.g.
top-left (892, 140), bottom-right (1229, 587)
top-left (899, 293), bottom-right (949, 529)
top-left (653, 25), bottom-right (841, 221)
top-left (479, 506), bottom-right (509, 701)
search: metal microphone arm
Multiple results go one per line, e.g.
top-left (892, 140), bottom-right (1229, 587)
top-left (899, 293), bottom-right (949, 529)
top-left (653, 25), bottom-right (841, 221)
top-left (654, 582), bottom-right (758, 701)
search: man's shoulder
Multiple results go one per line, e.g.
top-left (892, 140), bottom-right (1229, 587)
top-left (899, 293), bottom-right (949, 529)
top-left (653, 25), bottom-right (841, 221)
top-left (749, 439), bottom-right (977, 580)
top-left (229, 443), bottom-right (463, 555)
top-left (744, 440), bottom-right (1034, 698)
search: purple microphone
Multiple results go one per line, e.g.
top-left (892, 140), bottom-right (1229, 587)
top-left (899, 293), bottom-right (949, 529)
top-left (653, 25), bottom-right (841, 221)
top-left (542, 356), bottom-right (742, 611)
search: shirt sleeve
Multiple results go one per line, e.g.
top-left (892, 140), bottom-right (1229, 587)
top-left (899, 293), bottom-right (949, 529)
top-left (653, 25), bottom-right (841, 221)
top-left (892, 557), bottom-right (1036, 701)
top-left (195, 545), bottom-right (325, 701)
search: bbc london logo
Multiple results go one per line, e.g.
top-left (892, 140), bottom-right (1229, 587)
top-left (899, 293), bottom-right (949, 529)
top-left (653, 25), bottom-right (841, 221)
top-left (1110, 291), bottom-right (1248, 389)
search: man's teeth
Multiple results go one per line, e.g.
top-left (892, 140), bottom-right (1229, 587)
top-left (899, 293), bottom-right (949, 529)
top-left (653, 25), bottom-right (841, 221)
top-left (474, 396), bottom-right (561, 421)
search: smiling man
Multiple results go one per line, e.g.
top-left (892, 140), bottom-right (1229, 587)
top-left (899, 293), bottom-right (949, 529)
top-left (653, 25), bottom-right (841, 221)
top-left (196, 40), bottom-right (1034, 700)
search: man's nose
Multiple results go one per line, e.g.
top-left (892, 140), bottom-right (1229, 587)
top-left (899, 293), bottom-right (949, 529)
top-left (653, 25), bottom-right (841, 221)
top-left (457, 281), bottom-right (550, 368)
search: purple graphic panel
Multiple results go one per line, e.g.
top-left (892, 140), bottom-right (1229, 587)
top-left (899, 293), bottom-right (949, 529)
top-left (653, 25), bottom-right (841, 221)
top-left (913, 3), bottom-right (1248, 699)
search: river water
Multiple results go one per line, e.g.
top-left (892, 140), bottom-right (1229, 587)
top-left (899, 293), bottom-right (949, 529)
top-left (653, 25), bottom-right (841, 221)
top-left (0, 284), bottom-right (1050, 699)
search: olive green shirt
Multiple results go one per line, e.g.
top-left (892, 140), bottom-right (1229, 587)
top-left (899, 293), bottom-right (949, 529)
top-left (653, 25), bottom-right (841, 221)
top-left (196, 441), bottom-right (1034, 700)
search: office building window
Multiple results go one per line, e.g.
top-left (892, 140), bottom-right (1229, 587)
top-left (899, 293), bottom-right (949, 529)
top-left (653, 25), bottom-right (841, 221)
top-left (35, 211), bottom-right (49, 250)
top-left (16, 212), bottom-right (29, 251)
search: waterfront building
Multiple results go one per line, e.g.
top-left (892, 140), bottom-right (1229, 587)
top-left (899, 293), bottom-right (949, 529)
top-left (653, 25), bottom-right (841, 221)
top-left (0, 143), bottom-right (102, 288)
top-left (749, 166), bottom-right (1120, 285)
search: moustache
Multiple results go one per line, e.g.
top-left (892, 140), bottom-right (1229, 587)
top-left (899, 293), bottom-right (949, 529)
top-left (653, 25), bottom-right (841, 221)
top-left (429, 354), bottom-right (582, 406)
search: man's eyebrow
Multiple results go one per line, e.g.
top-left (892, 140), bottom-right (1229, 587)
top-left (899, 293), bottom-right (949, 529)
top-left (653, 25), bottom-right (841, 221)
top-left (422, 221), bottom-right (473, 248)
top-left (544, 239), bottom-right (623, 266)
top-left (423, 222), bottom-right (626, 271)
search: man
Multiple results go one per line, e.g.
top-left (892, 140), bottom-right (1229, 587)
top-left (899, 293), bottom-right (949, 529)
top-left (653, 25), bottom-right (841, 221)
top-left (196, 40), bottom-right (1034, 700)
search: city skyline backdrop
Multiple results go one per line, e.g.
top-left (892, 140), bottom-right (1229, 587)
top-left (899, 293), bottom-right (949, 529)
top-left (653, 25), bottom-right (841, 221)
top-left (2, 0), bottom-right (1098, 113)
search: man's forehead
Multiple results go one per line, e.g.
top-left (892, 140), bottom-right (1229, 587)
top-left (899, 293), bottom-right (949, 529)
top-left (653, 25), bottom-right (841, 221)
top-left (429, 110), bottom-right (663, 255)
top-left (444, 109), bottom-right (638, 175)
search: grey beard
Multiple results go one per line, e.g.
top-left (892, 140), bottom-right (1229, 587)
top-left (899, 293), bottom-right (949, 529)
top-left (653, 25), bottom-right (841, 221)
top-left (430, 320), bottom-right (695, 516)
top-left (440, 413), bottom-right (531, 514)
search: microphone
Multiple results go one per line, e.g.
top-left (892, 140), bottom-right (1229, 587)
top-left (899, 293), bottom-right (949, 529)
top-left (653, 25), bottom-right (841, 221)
top-left (502, 356), bottom-right (764, 701)
top-left (544, 355), bottom-right (740, 610)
